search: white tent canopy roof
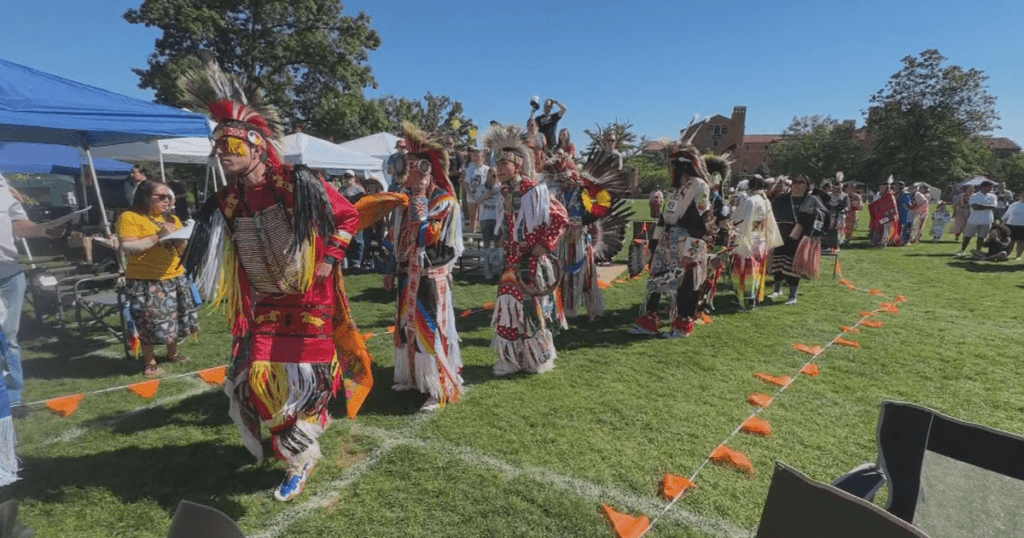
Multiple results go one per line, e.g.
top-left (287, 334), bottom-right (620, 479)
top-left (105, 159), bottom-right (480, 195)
top-left (90, 136), bottom-right (214, 164)
top-left (959, 175), bottom-right (993, 186)
top-left (283, 133), bottom-right (382, 175)
top-left (336, 132), bottom-right (402, 159)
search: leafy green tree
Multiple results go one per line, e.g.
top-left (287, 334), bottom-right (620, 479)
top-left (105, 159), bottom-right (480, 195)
top-left (866, 49), bottom-right (999, 190)
top-left (375, 93), bottom-right (478, 146)
top-left (583, 120), bottom-right (644, 158)
top-left (990, 152), bottom-right (1024, 193)
top-left (767, 115), bottom-right (863, 182)
top-left (124, 0), bottom-right (381, 130)
top-left (629, 153), bottom-right (669, 193)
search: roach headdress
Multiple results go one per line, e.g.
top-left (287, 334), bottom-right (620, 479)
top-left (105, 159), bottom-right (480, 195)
top-left (484, 124), bottom-right (533, 177)
top-left (179, 54), bottom-right (285, 169)
top-left (401, 122), bottom-right (453, 197)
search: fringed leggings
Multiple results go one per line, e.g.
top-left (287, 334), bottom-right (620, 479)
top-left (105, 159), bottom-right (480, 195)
top-left (646, 271), bottom-right (699, 320)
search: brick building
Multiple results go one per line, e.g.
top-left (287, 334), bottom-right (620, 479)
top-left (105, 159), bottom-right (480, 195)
top-left (987, 137), bottom-right (1021, 159)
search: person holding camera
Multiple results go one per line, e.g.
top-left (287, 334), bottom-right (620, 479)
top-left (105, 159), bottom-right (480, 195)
top-left (532, 98), bottom-right (567, 152)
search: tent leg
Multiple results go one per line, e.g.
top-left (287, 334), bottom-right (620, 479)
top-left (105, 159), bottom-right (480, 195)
top-left (159, 153), bottom-right (166, 183)
top-left (82, 148), bottom-right (111, 237)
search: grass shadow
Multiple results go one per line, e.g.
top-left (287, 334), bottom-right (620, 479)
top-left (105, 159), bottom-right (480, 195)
top-left (949, 260), bottom-right (1024, 273)
top-left (82, 390), bottom-right (233, 436)
top-left (345, 286), bottom-right (394, 304)
top-left (8, 441), bottom-right (273, 521)
top-left (22, 353), bottom-right (138, 380)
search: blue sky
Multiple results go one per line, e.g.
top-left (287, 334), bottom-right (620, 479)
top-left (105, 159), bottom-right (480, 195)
top-left (3, 0), bottom-right (1022, 147)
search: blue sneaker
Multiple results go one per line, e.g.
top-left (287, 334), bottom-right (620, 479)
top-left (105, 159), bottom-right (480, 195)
top-left (274, 462), bottom-right (315, 502)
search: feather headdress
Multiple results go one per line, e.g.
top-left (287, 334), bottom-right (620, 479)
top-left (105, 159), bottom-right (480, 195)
top-left (179, 53), bottom-right (285, 166)
top-left (665, 142), bottom-right (709, 183)
top-left (401, 122), bottom-right (453, 197)
top-left (702, 152), bottom-right (734, 188)
top-left (484, 124), bottom-right (533, 176)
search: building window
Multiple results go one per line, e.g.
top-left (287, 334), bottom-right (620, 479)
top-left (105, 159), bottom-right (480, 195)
top-left (714, 125), bottom-right (721, 135)
top-left (722, 126), bottom-right (728, 135)
top-left (713, 139), bottom-right (718, 147)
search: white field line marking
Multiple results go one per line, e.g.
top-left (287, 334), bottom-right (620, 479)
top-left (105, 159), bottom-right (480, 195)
top-left (251, 413), bottom-right (434, 538)
top-left (25, 380), bottom-right (215, 450)
top-left (257, 419), bottom-right (752, 538)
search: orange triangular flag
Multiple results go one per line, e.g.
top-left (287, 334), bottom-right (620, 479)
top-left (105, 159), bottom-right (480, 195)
top-left (700, 312), bottom-right (713, 325)
top-left (710, 445), bottom-right (756, 476)
top-left (801, 363), bottom-right (820, 377)
top-left (862, 319), bottom-right (884, 328)
top-left (362, 332), bottom-right (375, 341)
top-left (660, 473), bottom-right (697, 500)
top-left (895, 294), bottom-right (908, 304)
top-left (128, 379), bottom-right (160, 399)
top-left (755, 373), bottom-right (792, 387)
top-left (748, 393), bottom-right (773, 408)
top-left (481, 302), bottom-right (496, 311)
top-left (841, 325), bottom-right (861, 333)
top-left (386, 325), bottom-right (396, 333)
top-left (869, 288), bottom-right (884, 296)
top-left (459, 309), bottom-right (475, 318)
top-left (598, 280), bottom-right (612, 290)
top-left (879, 302), bottom-right (899, 314)
top-left (600, 504), bottom-right (650, 538)
top-left (860, 311), bottom-right (876, 317)
top-left (46, 394), bottom-right (84, 417)
top-left (198, 366), bottom-right (227, 385)
top-left (741, 416), bottom-right (773, 436)
top-left (835, 337), bottom-right (861, 348)
top-left (793, 343), bottom-right (823, 355)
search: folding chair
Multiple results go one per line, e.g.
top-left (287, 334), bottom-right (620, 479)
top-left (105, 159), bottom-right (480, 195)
top-left (755, 462), bottom-right (929, 538)
top-left (166, 500), bottom-right (245, 538)
top-left (831, 401), bottom-right (1024, 538)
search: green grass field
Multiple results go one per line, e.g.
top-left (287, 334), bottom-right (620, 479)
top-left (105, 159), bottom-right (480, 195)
top-left (7, 208), bottom-right (1024, 537)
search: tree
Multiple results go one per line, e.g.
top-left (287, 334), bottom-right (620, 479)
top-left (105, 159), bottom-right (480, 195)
top-left (767, 115), bottom-right (863, 181)
top-left (124, 0), bottom-right (381, 130)
top-left (991, 153), bottom-right (1024, 193)
top-left (375, 93), bottom-right (479, 146)
top-left (583, 119), bottom-right (645, 158)
top-left (866, 49), bottom-right (999, 190)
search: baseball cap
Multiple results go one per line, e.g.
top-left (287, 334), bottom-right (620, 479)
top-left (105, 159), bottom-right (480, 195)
top-left (343, 169), bottom-right (355, 177)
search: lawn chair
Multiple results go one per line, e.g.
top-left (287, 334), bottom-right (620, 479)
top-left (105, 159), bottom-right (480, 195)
top-left (166, 501), bottom-right (245, 538)
top-left (755, 461), bottom-right (928, 538)
top-left (829, 401), bottom-right (1024, 538)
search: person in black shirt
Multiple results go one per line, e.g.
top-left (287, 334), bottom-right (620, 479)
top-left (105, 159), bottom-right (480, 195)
top-left (534, 99), bottom-right (567, 152)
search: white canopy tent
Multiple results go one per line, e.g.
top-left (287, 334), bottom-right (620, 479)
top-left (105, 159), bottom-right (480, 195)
top-left (283, 133), bottom-right (382, 176)
top-left (336, 132), bottom-right (401, 159)
top-left (90, 135), bottom-right (225, 198)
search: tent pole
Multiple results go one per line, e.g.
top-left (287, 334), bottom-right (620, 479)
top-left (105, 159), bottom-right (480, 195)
top-left (83, 147), bottom-right (112, 236)
top-left (159, 152), bottom-right (166, 182)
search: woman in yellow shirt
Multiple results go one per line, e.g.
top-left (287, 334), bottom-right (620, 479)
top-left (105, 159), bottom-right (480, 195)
top-left (117, 180), bottom-right (199, 377)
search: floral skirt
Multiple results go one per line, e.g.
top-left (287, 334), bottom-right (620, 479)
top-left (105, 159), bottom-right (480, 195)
top-left (126, 275), bottom-right (200, 345)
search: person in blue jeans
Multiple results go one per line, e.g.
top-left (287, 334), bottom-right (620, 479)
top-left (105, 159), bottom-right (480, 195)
top-left (0, 172), bottom-right (65, 418)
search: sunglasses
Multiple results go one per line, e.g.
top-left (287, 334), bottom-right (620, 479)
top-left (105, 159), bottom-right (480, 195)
top-left (214, 137), bottom-right (251, 157)
top-left (407, 157), bottom-right (433, 174)
top-left (151, 193), bottom-right (172, 202)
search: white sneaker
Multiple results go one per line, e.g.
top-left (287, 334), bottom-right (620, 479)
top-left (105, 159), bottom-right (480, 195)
top-left (785, 297), bottom-right (798, 306)
top-left (274, 461), bottom-right (316, 502)
top-left (953, 251), bottom-right (966, 258)
top-left (767, 291), bottom-right (783, 300)
top-left (420, 395), bottom-right (441, 412)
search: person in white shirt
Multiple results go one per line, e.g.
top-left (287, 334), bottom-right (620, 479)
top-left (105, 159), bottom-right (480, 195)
top-left (1001, 190), bottom-right (1024, 260)
top-left (957, 180), bottom-right (998, 256)
top-left (475, 168), bottom-right (502, 280)
top-left (463, 149), bottom-right (489, 233)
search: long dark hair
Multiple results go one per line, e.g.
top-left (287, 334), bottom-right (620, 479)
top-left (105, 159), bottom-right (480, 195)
top-left (131, 179), bottom-right (169, 216)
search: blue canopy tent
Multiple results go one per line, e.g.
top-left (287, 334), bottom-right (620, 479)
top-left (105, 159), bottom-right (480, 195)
top-left (0, 142), bottom-right (132, 176)
top-left (0, 58), bottom-right (210, 233)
